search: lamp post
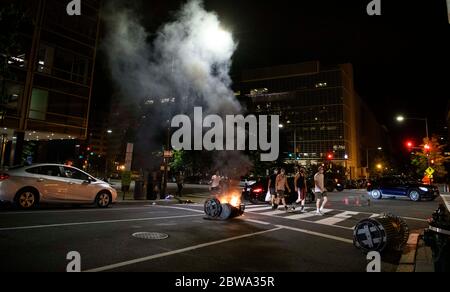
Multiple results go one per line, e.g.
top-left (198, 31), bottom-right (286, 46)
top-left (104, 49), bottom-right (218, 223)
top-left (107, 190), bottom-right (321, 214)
top-left (396, 115), bottom-right (429, 140)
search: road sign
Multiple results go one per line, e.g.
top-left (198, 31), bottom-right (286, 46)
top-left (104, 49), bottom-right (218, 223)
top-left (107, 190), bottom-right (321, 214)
top-left (425, 167), bottom-right (435, 176)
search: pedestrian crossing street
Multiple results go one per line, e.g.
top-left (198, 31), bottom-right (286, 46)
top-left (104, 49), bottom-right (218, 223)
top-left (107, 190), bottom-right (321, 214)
top-left (244, 204), bottom-right (380, 230)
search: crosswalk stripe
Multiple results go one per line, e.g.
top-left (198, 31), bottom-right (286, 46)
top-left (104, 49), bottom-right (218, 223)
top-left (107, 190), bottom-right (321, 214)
top-left (244, 206), bottom-right (272, 212)
top-left (261, 209), bottom-right (291, 216)
top-left (284, 208), bottom-right (330, 220)
top-left (313, 211), bottom-right (360, 225)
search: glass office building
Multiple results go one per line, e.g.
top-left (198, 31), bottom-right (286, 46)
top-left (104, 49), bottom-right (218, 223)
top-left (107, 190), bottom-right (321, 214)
top-left (1, 0), bottom-right (101, 165)
top-left (239, 62), bottom-right (367, 177)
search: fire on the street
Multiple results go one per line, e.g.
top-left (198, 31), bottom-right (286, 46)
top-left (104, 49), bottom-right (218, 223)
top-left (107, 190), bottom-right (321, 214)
top-left (218, 193), bottom-right (242, 208)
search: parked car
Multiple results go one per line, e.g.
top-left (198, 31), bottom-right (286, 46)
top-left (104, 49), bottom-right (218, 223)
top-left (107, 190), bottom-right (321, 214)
top-left (367, 176), bottom-right (439, 202)
top-left (0, 164), bottom-right (118, 209)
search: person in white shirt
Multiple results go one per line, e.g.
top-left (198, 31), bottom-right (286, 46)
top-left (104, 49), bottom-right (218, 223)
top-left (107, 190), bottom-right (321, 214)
top-left (210, 171), bottom-right (222, 195)
top-left (314, 166), bottom-right (328, 215)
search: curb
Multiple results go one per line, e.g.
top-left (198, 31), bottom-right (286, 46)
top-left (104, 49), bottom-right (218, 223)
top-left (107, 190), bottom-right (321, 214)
top-left (396, 233), bottom-right (420, 272)
top-left (396, 232), bottom-right (434, 272)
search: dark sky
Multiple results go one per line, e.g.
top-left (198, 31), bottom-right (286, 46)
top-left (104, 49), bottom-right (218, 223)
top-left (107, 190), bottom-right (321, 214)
top-left (108, 0), bottom-right (450, 139)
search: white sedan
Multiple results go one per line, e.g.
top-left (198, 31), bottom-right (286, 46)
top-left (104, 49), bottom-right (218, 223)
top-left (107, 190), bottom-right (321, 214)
top-left (0, 164), bottom-right (117, 209)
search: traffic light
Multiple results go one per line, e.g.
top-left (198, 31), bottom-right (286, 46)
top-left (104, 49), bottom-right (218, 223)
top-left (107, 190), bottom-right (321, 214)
top-left (406, 141), bottom-right (413, 149)
top-left (327, 153), bottom-right (334, 160)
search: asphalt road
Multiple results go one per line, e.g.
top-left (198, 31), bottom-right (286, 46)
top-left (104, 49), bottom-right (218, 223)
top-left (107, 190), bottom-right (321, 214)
top-left (0, 190), bottom-right (441, 272)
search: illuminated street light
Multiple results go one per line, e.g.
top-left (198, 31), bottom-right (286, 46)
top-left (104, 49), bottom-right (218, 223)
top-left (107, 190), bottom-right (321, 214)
top-left (279, 124), bottom-right (284, 129)
top-left (396, 116), bottom-right (405, 122)
top-left (396, 115), bottom-right (429, 139)
top-left (201, 26), bottom-right (233, 55)
top-left (376, 164), bottom-right (383, 170)
top-left (107, 129), bottom-right (113, 134)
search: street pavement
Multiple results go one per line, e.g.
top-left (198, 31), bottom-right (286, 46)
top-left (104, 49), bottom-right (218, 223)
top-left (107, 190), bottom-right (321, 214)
top-left (0, 189), bottom-right (441, 272)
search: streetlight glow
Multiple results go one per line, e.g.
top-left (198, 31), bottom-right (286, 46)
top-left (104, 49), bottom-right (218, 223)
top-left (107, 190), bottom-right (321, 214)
top-left (396, 116), bottom-right (405, 122)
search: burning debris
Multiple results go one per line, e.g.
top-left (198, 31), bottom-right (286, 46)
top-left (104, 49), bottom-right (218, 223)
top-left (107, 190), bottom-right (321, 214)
top-left (204, 192), bottom-right (245, 220)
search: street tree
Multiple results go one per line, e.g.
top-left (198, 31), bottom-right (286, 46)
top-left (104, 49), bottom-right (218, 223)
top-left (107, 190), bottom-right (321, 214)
top-left (411, 136), bottom-right (450, 180)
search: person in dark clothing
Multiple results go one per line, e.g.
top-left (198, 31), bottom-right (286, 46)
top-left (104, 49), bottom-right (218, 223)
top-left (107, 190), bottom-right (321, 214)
top-left (293, 167), bottom-right (307, 212)
top-left (267, 169), bottom-right (279, 209)
top-left (176, 172), bottom-right (184, 197)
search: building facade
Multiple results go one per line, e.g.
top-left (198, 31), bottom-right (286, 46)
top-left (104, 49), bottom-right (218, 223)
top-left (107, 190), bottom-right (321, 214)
top-left (239, 61), bottom-right (384, 178)
top-left (1, 0), bottom-right (101, 166)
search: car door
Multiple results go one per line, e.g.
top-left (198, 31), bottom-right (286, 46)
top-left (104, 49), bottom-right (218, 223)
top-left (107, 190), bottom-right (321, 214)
top-left (394, 179), bottom-right (410, 197)
top-left (380, 178), bottom-right (396, 195)
top-left (32, 165), bottom-right (68, 202)
top-left (63, 167), bottom-right (97, 202)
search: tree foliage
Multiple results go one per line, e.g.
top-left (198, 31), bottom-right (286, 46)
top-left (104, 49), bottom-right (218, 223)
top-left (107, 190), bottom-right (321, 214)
top-left (411, 136), bottom-right (450, 179)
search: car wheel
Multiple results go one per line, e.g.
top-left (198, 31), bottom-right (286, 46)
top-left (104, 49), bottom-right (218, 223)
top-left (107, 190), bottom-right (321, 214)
top-left (96, 192), bottom-right (112, 208)
top-left (16, 189), bottom-right (39, 209)
top-left (371, 189), bottom-right (382, 200)
top-left (409, 190), bottom-right (421, 202)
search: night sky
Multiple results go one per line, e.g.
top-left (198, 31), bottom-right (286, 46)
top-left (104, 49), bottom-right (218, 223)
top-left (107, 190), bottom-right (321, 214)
top-left (100, 0), bottom-right (450, 141)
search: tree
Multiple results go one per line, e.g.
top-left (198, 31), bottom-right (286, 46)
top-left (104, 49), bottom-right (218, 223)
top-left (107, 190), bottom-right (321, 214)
top-left (411, 136), bottom-right (450, 180)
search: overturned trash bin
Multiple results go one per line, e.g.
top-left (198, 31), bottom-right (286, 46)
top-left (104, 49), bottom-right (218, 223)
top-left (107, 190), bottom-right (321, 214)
top-left (353, 213), bottom-right (409, 253)
top-left (204, 197), bottom-right (245, 220)
top-left (423, 204), bottom-right (450, 272)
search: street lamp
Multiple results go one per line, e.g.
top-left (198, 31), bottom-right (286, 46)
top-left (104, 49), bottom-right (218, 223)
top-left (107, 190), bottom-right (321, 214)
top-left (396, 115), bottom-right (429, 140)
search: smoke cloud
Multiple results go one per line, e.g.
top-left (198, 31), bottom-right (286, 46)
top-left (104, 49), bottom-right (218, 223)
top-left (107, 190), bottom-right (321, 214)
top-left (102, 0), bottom-right (252, 176)
top-left (103, 0), bottom-right (240, 115)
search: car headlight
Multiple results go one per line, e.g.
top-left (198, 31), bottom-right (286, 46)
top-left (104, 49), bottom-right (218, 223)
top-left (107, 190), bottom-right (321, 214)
top-left (419, 187), bottom-right (429, 192)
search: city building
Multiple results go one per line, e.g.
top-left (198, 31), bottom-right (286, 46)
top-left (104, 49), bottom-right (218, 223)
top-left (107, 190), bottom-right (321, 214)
top-left (238, 61), bottom-right (385, 178)
top-left (1, 0), bottom-right (101, 166)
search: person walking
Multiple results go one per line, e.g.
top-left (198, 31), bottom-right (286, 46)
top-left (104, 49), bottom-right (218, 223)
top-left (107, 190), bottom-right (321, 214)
top-left (294, 167), bottom-right (307, 212)
top-left (210, 171), bottom-right (222, 196)
top-left (176, 171), bottom-right (184, 197)
top-left (314, 166), bottom-right (328, 215)
top-left (275, 168), bottom-right (291, 211)
top-left (268, 169), bottom-right (279, 209)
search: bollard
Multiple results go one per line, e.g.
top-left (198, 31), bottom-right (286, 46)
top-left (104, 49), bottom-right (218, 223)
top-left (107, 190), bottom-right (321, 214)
top-left (353, 214), bottom-right (409, 253)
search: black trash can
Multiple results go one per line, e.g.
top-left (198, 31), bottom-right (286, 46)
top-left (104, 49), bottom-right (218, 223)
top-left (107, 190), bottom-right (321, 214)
top-left (134, 180), bottom-right (145, 200)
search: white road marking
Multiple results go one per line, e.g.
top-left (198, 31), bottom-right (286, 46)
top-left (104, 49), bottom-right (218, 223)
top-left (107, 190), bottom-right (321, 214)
top-left (0, 214), bottom-right (202, 232)
top-left (85, 227), bottom-right (283, 272)
top-left (247, 208), bottom-right (353, 230)
top-left (243, 206), bottom-right (274, 212)
top-left (276, 225), bottom-right (354, 244)
top-left (260, 209), bottom-right (291, 216)
top-left (314, 211), bottom-right (360, 226)
top-left (0, 206), bottom-right (156, 215)
top-left (151, 205), bottom-right (205, 214)
top-left (284, 209), bottom-right (332, 220)
top-left (244, 219), bottom-right (272, 225)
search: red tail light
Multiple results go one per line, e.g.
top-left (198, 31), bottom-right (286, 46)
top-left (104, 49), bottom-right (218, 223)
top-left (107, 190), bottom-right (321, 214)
top-left (0, 174), bottom-right (10, 181)
top-left (253, 188), bottom-right (263, 193)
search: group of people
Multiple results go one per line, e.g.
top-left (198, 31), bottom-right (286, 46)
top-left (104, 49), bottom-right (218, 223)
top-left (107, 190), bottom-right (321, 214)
top-left (268, 166), bottom-right (328, 215)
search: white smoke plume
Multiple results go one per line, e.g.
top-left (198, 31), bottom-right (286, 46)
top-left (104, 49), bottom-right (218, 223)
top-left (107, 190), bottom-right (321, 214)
top-left (103, 0), bottom-right (241, 115)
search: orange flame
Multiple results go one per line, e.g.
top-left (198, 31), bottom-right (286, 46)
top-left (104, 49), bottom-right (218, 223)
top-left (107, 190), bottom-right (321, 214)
top-left (219, 193), bottom-right (241, 207)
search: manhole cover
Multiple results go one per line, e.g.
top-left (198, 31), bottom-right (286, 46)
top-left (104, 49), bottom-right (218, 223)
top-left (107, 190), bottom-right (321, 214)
top-left (132, 232), bottom-right (169, 240)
